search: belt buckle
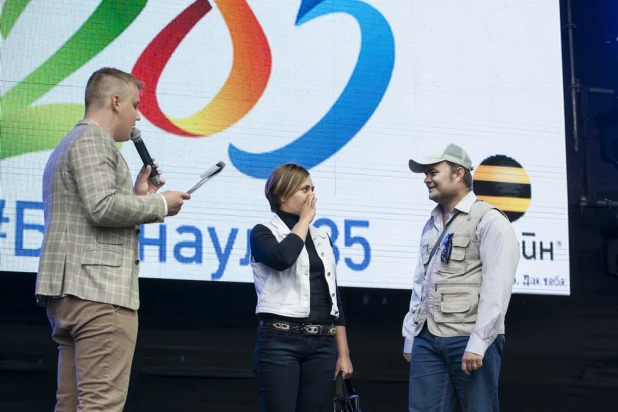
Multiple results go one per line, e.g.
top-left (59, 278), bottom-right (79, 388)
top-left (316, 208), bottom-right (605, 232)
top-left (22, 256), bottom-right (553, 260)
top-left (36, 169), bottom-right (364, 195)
top-left (303, 325), bottom-right (319, 335)
top-left (327, 327), bottom-right (337, 336)
top-left (272, 322), bottom-right (290, 331)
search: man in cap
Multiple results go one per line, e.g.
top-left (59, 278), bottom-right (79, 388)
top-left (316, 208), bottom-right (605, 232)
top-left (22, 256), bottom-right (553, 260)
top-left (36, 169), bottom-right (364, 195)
top-left (402, 143), bottom-right (520, 411)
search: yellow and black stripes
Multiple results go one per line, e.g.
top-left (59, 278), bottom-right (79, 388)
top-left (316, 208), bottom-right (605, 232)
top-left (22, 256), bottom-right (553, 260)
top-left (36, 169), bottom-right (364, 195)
top-left (473, 155), bottom-right (531, 222)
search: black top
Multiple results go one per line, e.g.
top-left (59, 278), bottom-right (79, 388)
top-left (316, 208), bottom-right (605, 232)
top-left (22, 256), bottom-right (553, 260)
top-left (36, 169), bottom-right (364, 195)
top-left (250, 210), bottom-right (345, 326)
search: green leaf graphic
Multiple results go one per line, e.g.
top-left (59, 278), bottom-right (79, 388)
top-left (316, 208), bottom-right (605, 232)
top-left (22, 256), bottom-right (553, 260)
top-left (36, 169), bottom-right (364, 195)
top-left (1, 0), bottom-right (148, 159)
top-left (0, 0), bottom-right (31, 39)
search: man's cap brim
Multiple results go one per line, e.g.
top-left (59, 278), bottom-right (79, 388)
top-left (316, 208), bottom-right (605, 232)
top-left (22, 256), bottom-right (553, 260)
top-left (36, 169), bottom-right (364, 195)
top-left (408, 157), bottom-right (443, 173)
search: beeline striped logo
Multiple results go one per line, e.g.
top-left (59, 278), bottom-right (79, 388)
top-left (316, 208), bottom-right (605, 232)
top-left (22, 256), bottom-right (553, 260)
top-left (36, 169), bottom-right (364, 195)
top-left (473, 155), bottom-right (531, 222)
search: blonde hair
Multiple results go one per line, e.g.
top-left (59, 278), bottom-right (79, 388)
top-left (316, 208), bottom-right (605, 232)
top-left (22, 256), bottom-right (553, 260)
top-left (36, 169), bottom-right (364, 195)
top-left (265, 163), bottom-right (310, 212)
top-left (85, 67), bottom-right (142, 111)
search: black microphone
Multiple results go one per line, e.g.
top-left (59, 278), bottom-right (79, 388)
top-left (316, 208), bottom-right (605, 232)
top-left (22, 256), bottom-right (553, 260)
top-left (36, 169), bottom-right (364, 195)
top-left (130, 127), bottom-right (161, 186)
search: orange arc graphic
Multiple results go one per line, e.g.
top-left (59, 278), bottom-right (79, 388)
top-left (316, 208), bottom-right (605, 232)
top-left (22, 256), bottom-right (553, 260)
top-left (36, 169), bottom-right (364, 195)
top-left (170, 0), bottom-right (272, 136)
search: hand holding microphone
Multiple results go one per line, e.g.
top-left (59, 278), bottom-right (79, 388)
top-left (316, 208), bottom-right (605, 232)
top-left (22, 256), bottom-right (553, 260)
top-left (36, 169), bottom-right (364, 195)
top-left (130, 127), bottom-right (224, 214)
top-left (131, 127), bottom-right (161, 186)
top-left (130, 127), bottom-right (190, 215)
top-left (134, 161), bottom-right (164, 195)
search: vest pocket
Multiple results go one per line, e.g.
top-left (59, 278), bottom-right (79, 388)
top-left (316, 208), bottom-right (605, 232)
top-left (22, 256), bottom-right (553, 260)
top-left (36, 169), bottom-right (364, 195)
top-left (452, 235), bottom-right (470, 247)
top-left (437, 234), bottom-right (470, 274)
top-left (433, 283), bottom-right (479, 323)
top-left (437, 249), bottom-right (467, 274)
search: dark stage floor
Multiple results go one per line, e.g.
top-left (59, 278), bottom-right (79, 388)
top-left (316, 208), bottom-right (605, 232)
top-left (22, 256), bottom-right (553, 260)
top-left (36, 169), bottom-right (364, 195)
top-left (1, 271), bottom-right (618, 411)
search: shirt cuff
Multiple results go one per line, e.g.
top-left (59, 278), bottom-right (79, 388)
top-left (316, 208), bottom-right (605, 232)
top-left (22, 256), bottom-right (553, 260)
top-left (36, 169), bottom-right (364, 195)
top-left (404, 337), bottom-right (414, 354)
top-left (160, 194), bottom-right (168, 216)
top-left (465, 334), bottom-right (492, 357)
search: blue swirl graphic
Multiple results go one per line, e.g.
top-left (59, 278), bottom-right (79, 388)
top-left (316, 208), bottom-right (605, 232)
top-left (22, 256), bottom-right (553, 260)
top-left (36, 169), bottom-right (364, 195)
top-left (229, 0), bottom-right (395, 178)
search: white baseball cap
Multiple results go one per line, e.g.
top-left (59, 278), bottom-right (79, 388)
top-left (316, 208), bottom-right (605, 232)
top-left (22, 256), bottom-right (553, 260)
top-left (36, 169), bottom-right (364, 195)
top-left (408, 143), bottom-right (473, 173)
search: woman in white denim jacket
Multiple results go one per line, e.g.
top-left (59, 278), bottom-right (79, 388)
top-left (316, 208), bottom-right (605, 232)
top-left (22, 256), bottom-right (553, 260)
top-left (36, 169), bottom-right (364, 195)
top-left (250, 163), bottom-right (353, 412)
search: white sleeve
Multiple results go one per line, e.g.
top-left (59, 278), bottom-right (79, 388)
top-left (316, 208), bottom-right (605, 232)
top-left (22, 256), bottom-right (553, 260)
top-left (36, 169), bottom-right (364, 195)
top-left (402, 244), bottom-right (426, 353)
top-left (465, 210), bottom-right (520, 356)
top-left (159, 194), bottom-right (168, 216)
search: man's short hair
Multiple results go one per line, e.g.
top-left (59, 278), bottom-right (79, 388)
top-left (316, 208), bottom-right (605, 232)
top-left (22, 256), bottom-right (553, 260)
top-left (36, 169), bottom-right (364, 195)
top-left (265, 163), bottom-right (310, 212)
top-left (84, 67), bottom-right (142, 111)
top-left (446, 161), bottom-right (473, 189)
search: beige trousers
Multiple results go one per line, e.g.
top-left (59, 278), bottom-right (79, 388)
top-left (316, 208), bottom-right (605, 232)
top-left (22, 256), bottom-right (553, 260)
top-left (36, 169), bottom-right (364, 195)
top-left (46, 295), bottom-right (138, 412)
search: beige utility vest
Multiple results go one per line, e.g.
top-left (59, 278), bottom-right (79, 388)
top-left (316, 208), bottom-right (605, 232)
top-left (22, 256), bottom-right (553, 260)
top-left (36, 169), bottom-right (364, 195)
top-left (413, 200), bottom-right (504, 337)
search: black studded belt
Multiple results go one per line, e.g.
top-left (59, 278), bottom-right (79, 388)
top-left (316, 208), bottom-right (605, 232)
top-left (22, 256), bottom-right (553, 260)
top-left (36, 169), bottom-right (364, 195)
top-left (259, 320), bottom-right (337, 336)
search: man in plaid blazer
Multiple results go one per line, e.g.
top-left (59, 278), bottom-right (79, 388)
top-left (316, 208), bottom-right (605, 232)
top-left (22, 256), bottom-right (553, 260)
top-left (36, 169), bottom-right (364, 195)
top-left (35, 68), bottom-right (190, 412)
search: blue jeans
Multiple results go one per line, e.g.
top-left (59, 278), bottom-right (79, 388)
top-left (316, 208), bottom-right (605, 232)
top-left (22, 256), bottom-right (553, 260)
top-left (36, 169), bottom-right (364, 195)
top-left (253, 327), bottom-right (337, 412)
top-left (409, 325), bottom-right (505, 412)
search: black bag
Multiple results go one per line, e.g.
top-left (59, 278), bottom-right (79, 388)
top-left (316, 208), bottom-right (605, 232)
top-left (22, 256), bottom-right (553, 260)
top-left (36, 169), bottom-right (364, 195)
top-left (333, 372), bottom-right (361, 412)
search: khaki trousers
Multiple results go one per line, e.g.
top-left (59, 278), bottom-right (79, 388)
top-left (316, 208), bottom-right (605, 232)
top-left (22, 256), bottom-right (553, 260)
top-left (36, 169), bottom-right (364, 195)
top-left (46, 295), bottom-right (138, 412)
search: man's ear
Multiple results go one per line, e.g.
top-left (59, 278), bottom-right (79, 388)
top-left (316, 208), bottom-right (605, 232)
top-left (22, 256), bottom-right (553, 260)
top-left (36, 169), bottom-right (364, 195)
top-left (111, 94), bottom-right (121, 113)
top-left (456, 166), bottom-right (466, 183)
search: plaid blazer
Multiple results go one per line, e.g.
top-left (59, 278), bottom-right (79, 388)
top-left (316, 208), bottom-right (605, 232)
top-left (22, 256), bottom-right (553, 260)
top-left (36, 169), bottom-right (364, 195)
top-left (35, 120), bottom-right (166, 310)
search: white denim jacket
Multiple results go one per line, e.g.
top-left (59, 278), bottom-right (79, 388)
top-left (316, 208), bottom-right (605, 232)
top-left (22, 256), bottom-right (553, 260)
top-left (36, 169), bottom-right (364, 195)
top-left (251, 214), bottom-right (340, 319)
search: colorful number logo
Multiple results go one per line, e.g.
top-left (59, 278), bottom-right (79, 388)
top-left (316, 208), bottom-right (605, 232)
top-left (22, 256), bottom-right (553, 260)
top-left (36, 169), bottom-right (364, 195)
top-left (230, 0), bottom-right (395, 178)
top-left (132, 0), bottom-right (272, 137)
top-left (1, 0), bottom-right (394, 179)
